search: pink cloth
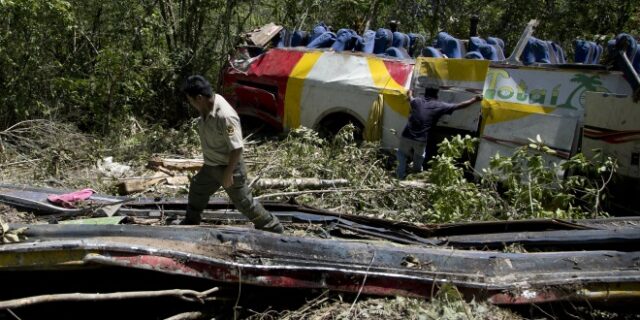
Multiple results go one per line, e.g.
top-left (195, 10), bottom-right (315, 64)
top-left (47, 188), bottom-right (96, 208)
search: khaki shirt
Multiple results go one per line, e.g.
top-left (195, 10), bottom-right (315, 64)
top-left (198, 94), bottom-right (244, 166)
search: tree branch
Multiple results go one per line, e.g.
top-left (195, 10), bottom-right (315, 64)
top-left (0, 288), bottom-right (219, 310)
top-left (255, 187), bottom-right (405, 199)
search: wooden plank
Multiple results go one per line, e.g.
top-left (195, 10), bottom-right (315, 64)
top-left (148, 157), bottom-right (203, 171)
top-left (118, 172), bottom-right (168, 195)
top-left (247, 23), bottom-right (283, 47)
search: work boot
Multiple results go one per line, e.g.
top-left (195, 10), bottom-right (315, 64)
top-left (179, 218), bottom-right (200, 225)
top-left (180, 207), bottom-right (202, 225)
top-left (253, 215), bottom-right (284, 234)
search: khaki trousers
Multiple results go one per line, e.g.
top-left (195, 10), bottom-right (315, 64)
top-left (185, 161), bottom-right (272, 225)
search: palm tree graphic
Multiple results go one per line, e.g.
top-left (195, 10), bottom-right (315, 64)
top-left (558, 74), bottom-right (603, 109)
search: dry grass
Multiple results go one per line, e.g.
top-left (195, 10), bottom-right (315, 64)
top-left (246, 291), bottom-right (523, 320)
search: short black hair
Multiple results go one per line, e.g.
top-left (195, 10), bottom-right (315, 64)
top-left (389, 20), bottom-right (400, 32)
top-left (183, 75), bottom-right (213, 98)
top-left (424, 87), bottom-right (439, 98)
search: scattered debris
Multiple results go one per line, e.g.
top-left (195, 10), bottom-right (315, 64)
top-left (58, 216), bottom-right (127, 225)
top-left (47, 188), bottom-right (95, 208)
top-left (97, 156), bottom-right (131, 178)
top-left (245, 23), bottom-right (283, 47)
top-left (118, 171), bottom-right (178, 194)
top-left (0, 215), bottom-right (27, 243)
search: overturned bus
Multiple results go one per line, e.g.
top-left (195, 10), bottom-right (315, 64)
top-left (222, 21), bottom-right (640, 212)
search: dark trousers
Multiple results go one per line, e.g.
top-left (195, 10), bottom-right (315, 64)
top-left (185, 161), bottom-right (272, 225)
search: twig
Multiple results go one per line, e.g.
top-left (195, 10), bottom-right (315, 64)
top-left (531, 302), bottom-right (557, 319)
top-left (594, 168), bottom-right (615, 217)
top-left (233, 267), bottom-right (242, 320)
top-left (248, 175), bottom-right (261, 189)
top-left (6, 309), bottom-right (21, 320)
top-left (280, 290), bottom-right (330, 320)
top-left (248, 142), bottom-right (284, 190)
top-left (0, 288), bottom-right (219, 310)
top-left (527, 172), bottom-right (535, 217)
top-left (255, 188), bottom-right (402, 199)
top-left (163, 311), bottom-right (204, 320)
top-left (348, 251), bottom-right (376, 316)
top-left (360, 159), bottom-right (381, 186)
top-left (0, 159), bottom-right (43, 168)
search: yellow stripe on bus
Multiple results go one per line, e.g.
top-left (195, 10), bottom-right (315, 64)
top-left (481, 99), bottom-right (555, 131)
top-left (366, 58), bottom-right (410, 117)
top-left (417, 58), bottom-right (490, 82)
top-left (284, 51), bottom-right (323, 129)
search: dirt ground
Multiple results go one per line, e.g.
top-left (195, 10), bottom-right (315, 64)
top-left (0, 203), bottom-right (39, 224)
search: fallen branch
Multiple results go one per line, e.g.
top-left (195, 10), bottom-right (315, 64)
top-left (253, 178), bottom-right (349, 190)
top-left (399, 180), bottom-right (433, 189)
top-left (0, 288), bottom-right (219, 310)
top-left (348, 251), bottom-right (376, 316)
top-left (255, 188), bottom-right (401, 199)
top-left (163, 311), bottom-right (205, 320)
top-left (0, 159), bottom-right (43, 168)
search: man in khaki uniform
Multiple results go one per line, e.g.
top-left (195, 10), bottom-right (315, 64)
top-left (181, 75), bottom-right (283, 233)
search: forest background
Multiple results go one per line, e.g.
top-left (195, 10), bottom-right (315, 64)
top-left (2, 0), bottom-right (640, 134)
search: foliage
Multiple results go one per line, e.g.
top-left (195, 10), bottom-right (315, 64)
top-left (250, 125), bottom-right (399, 215)
top-left (421, 135), bottom-right (501, 223)
top-left (483, 135), bottom-right (617, 219)
top-left (2, 1), bottom-right (640, 133)
top-left (245, 128), bottom-right (613, 223)
top-left (0, 118), bottom-right (615, 224)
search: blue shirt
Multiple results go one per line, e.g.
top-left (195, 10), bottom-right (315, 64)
top-left (401, 97), bottom-right (456, 142)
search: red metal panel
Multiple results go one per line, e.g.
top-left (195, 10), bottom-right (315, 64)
top-left (246, 49), bottom-right (305, 78)
top-left (383, 60), bottom-right (413, 86)
top-left (95, 254), bottom-right (437, 298)
top-left (223, 49), bottom-right (304, 128)
top-left (234, 85), bottom-right (278, 117)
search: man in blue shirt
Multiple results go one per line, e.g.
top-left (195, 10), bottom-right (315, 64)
top-left (396, 87), bottom-right (482, 179)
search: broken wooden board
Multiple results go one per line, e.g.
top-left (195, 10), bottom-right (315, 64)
top-left (246, 22), bottom-right (283, 47)
top-left (148, 157), bottom-right (203, 171)
top-left (59, 216), bottom-right (126, 225)
top-left (117, 172), bottom-right (169, 194)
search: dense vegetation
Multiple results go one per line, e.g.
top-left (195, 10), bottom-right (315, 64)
top-left (1, 0), bottom-right (639, 133)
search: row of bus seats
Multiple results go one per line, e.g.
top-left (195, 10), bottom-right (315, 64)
top-left (517, 36), bottom-right (567, 65)
top-left (607, 33), bottom-right (640, 74)
top-left (574, 40), bottom-right (602, 64)
top-left (272, 22), bottom-right (640, 70)
top-left (274, 23), bottom-right (508, 62)
top-left (524, 35), bottom-right (636, 68)
top-left (420, 32), bottom-right (506, 61)
top-left (273, 23), bottom-right (427, 59)
top-left (573, 35), bottom-right (640, 73)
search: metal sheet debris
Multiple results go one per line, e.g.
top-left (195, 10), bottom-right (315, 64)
top-left (2, 184), bottom-right (640, 305)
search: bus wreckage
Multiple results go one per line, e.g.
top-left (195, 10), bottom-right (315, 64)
top-left (223, 20), bottom-right (640, 213)
top-left (2, 183), bottom-right (640, 317)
